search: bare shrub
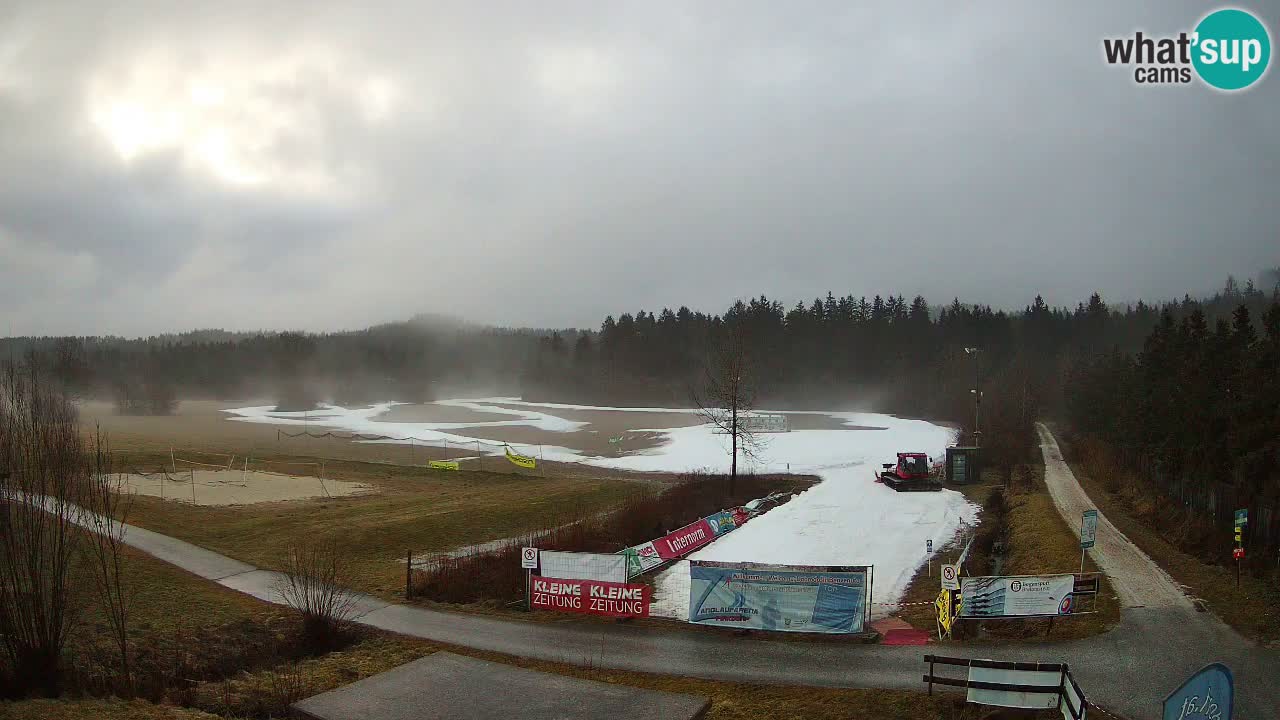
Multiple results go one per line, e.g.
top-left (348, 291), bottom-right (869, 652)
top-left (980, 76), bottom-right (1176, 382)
top-left (81, 432), bottom-right (134, 695)
top-left (276, 543), bottom-right (357, 651)
top-left (0, 360), bottom-right (89, 696)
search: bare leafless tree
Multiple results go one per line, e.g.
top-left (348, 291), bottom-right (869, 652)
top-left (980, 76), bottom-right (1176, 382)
top-left (0, 359), bottom-right (87, 696)
top-left (81, 428), bottom-right (134, 694)
top-left (692, 324), bottom-right (762, 495)
top-left (275, 542), bottom-right (357, 650)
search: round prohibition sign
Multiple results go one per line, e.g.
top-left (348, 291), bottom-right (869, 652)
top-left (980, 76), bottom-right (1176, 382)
top-left (523, 548), bottom-right (537, 562)
top-left (942, 565), bottom-right (956, 582)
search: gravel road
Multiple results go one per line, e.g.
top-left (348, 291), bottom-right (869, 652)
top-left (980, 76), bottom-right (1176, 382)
top-left (1036, 423), bottom-right (1193, 610)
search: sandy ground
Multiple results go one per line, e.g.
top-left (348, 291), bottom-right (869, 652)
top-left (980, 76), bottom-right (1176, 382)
top-left (1036, 423), bottom-right (1192, 609)
top-left (121, 469), bottom-right (373, 506)
top-left (371, 403), bottom-right (517, 424)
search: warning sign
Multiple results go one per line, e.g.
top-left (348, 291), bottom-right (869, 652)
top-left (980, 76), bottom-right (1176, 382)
top-left (941, 564), bottom-right (959, 591)
top-left (520, 547), bottom-right (539, 569)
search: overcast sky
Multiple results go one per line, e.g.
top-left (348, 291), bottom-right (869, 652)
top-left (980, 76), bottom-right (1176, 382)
top-left (1, 1), bottom-right (1276, 336)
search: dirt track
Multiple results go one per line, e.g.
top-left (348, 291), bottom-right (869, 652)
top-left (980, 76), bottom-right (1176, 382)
top-left (1036, 423), bottom-right (1193, 609)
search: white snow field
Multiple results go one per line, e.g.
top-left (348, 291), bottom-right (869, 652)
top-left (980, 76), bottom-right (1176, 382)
top-left (225, 399), bottom-right (977, 616)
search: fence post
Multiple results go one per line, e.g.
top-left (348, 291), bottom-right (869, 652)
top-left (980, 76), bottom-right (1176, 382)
top-left (406, 549), bottom-right (413, 599)
top-left (927, 655), bottom-right (934, 695)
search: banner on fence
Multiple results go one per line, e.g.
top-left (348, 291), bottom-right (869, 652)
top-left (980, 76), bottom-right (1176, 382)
top-left (621, 541), bottom-right (664, 578)
top-left (959, 575), bottom-right (1077, 618)
top-left (505, 446), bottom-right (537, 469)
top-left (688, 561), bottom-right (869, 633)
top-left (530, 578), bottom-right (650, 618)
top-left (428, 460), bottom-right (459, 471)
top-left (538, 551), bottom-right (628, 584)
top-left (968, 665), bottom-right (1062, 710)
top-left (655, 518), bottom-right (715, 559)
top-left (924, 656), bottom-right (1088, 720)
top-left (706, 511), bottom-right (737, 536)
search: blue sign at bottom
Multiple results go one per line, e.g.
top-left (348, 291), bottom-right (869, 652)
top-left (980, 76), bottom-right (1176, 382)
top-left (1163, 663), bottom-right (1233, 720)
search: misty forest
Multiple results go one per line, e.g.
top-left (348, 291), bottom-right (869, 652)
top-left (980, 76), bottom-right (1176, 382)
top-left (3, 272), bottom-right (1280, 575)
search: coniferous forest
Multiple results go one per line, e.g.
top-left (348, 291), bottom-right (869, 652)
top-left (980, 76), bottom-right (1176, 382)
top-left (4, 271), bottom-right (1279, 571)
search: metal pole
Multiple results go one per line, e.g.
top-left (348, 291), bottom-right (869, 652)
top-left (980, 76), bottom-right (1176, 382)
top-left (525, 568), bottom-right (532, 611)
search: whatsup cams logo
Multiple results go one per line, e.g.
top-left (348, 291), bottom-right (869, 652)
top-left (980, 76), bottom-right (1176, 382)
top-left (1103, 7), bottom-right (1271, 91)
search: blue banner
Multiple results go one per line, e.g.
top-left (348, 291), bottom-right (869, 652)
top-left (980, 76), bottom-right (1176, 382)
top-left (688, 561), bottom-right (868, 633)
top-left (1163, 663), bottom-right (1233, 720)
top-left (706, 511), bottom-right (736, 536)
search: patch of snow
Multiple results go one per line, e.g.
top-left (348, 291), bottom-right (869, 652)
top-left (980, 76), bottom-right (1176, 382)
top-left (226, 398), bottom-right (978, 614)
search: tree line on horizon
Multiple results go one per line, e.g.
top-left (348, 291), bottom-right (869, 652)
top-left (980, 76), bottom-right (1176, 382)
top-left (3, 269), bottom-right (1278, 567)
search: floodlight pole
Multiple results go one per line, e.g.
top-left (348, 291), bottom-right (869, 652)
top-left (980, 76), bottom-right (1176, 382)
top-left (964, 347), bottom-right (982, 447)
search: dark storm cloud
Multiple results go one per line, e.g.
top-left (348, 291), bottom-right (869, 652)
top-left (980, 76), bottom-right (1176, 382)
top-left (0, 1), bottom-right (1276, 336)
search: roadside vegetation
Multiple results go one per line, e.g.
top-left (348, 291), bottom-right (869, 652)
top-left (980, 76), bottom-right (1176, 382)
top-left (1057, 431), bottom-right (1280, 645)
top-left (414, 472), bottom-right (814, 605)
top-left (897, 461), bottom-right (1120, 642)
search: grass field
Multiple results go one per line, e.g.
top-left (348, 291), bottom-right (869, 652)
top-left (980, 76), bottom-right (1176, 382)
top-left (895, 464), bottom-right (1121, 641)
top-left (115, 450), bottom-right (647, 599)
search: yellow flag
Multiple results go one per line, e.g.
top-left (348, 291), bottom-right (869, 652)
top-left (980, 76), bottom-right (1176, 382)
top-left (429, 460), bottom-right (459, 471)
top-left (505, 446), bottom-right (537, 469)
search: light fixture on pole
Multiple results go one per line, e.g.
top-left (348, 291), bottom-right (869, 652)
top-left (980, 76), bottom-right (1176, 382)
top-left (964, 347), bottom-right (981, 447)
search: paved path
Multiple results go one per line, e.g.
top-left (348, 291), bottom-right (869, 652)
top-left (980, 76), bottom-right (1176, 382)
top-left (45, 440), bottom-right (1280, 720)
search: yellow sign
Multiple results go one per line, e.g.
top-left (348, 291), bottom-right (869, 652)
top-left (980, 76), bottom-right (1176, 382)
top-left (429, 460), bottom-right (459, 471)
top-left (936, 589), bottom-right (953, 638)
top-left (505, 446), bottom-right (537, 469)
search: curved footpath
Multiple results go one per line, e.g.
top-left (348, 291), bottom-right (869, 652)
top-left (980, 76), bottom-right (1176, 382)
top-left (67, 429), bottom-right (1279, 720)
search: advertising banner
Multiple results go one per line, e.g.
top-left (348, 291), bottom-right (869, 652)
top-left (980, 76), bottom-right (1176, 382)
top-left (620, 541), bottom-right (664, 578)
top-left (967, 666), bottom-right (1062, 710)
top-left (654, 518), bottom-right (715, 559)
top-left (538, 551), bottom-right (627, 584)
top-left (959, 575), bottom-right (1077, 618)
top-left (428, 460), bottom-right (459, 471)
top-left (505, 446), bottom-right (537, 469)
top-left (688, 561), bottom-right (868, 633)
top-left (706, 511), bottom-right (737, 536)
top-left (530, 577), bottom-right (650, 618)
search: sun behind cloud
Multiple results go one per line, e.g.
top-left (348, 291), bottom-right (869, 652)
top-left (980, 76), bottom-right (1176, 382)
top-left (86, 45), bottom-right (399, 194)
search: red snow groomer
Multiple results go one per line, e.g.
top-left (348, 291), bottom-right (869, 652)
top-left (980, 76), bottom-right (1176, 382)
top-left (875, 452), bottom-right (942, 492)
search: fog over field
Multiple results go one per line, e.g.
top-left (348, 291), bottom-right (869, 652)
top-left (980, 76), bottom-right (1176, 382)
top-left (1, 1), bottom-right (1276, 337)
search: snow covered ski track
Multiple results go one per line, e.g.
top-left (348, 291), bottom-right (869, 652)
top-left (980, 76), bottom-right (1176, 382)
top-left (226, 399), bottom-right (978, 613)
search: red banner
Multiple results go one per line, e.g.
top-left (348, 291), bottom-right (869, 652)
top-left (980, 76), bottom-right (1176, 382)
top-left (654, 518), bottom-right (715, 559)
top-left (530, 578), bottom-right (651, 618)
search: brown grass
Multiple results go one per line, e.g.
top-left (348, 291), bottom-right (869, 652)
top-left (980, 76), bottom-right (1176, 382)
top-left (895, 465), bottom-right (1121, 642)
top-left (117, 451), bottom-right (646, 599)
